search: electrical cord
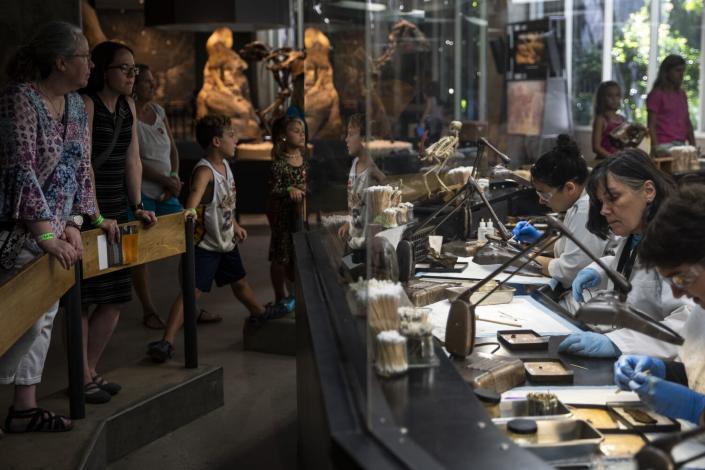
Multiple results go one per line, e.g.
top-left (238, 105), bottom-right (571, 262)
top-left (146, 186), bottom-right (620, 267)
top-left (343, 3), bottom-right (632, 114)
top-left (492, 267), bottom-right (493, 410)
top-left (474, 341), bottom-right (501, 354)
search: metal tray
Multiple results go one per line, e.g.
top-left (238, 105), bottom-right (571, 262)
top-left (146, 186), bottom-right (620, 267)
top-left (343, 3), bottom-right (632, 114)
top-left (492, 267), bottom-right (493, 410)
top-left (492, 397), bottom-right (572, 424)
top-left (523, 358), bottom-right (574, 385)
top-left (497, 329), bottom-right (549, 351)
top-left (607, 402), bottom-right (681, 433)
top-left (496, 419), bottom-right (604, 462)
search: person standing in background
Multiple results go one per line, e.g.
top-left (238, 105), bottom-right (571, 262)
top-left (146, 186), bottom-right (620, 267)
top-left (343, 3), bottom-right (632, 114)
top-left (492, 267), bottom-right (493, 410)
top-left (130, 63), bottom-right (185, 329)
top-left (647, 54), bottom-right (695, 156)
top-left (591, 81), bottom-right (625, 160)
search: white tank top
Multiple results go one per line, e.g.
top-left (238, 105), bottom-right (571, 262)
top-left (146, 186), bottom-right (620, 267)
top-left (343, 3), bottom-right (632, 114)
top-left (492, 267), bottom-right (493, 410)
top-left (137, 103), bottom-right (172, 199)
top-left (194, 158), bottom-right (237, 252)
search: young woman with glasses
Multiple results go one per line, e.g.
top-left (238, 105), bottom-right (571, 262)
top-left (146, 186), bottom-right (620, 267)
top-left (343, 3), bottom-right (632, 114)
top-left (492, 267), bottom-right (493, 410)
top-left (79, 41), bottom-right (157, 404)
top-left (511, 135), bottom-right (610, 291)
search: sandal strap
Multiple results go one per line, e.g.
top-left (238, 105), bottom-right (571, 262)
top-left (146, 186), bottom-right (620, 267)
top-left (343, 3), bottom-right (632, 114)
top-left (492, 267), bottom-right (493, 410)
top-left (84, 382), bottom-right (103, 394)
top-left (5, 407), bottom-right (69, 432)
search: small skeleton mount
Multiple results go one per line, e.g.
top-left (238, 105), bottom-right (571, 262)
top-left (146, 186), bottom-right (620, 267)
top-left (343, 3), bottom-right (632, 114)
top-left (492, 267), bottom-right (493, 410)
top-left (239, 42), bottom-right (306, 135)
top-left (419, 120), bottom-right (462, 197)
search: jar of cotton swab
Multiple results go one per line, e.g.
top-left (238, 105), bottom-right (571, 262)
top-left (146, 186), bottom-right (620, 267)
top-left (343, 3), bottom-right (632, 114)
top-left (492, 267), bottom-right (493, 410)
top-left (374, 330), bottom-right (408, 377)
top-left (399, 307), bottom-right (438, 368)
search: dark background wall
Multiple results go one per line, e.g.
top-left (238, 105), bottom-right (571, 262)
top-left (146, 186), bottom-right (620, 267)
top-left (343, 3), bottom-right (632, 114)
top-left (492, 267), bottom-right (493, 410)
top-left (0, 0), bottom-right (81, 86)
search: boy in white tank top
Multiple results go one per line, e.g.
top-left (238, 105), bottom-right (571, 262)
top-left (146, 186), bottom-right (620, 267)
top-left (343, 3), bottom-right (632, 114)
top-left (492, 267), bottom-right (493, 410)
top-left (147, 115), bottom-right (292, 362)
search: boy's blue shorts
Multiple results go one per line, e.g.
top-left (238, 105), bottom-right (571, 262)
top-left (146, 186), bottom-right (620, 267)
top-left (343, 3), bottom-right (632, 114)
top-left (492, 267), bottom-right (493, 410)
top-left (128, 194), bottom-right (183, 220)
top-left (194, 245), bottom-right (247, 292)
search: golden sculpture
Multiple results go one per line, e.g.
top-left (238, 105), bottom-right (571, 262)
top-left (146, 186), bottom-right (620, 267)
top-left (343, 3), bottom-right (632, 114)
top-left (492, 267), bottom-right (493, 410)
top-left (196, 27), bottom-right (261, 141)
top-left (304, 28), bottom-right (342, 140)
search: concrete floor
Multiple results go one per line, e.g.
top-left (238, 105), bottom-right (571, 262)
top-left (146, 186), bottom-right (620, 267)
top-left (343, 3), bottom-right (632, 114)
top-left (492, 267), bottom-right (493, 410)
top-left (0, 216), bottom-right (297, 470)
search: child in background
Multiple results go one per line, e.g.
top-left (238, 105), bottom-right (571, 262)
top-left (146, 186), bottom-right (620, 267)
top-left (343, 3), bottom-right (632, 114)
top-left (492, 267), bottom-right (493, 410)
top-left (338, 114), bottom-right (385, 242)
top-left (592, 80), bottom-right (625, 160)
top-left (647, 54), bottom-right (695, 156)
top-left (147, 115), bottom-right (289, 363)
top-left (266, 116), bottom-right (308, 306)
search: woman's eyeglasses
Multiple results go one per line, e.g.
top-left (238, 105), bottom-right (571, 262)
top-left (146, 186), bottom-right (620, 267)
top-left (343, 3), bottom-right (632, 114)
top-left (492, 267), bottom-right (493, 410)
top-left (665, 263), bottom-right (705, 290)
top-left (108, 64), bottom-right (140, 77)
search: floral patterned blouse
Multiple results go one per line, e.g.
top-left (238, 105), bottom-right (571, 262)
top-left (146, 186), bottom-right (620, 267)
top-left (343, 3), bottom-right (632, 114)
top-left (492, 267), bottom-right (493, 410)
top-left (0, 82), bottom-right (96, 236)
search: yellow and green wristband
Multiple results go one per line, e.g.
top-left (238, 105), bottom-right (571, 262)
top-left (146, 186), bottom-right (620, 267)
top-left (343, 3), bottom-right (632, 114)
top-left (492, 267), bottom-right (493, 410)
top-left (92, 214), bottom-right (105, 227)
top-left (36, 232), bottom-right (55, 242)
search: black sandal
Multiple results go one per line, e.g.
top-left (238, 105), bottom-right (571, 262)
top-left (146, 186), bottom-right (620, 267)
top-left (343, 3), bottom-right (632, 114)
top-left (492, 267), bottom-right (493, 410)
top-left (4, 406), bottom-right (73, 433)
top-left (84, 382), bottom-right (111, 404)
top-left (92, 374), bottom-right (122, 395)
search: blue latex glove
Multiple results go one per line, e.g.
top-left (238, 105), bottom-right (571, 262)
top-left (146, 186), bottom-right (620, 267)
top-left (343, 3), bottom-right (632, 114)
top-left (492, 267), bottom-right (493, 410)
top-left (614, 355), bottom-right (666, 391)
top-left (571, 267), bottom-right (601, 302)
top-left (558, 331), bottom-right (621, 358)
top-left (630, 374), bottom-right (705, 423)
top-left (511, 221), bottom-right (544, 244)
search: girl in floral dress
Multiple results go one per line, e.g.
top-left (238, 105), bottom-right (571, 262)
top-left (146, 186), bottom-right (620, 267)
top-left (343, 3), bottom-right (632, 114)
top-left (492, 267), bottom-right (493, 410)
top-left (266, 117), bottom-right (308, 307)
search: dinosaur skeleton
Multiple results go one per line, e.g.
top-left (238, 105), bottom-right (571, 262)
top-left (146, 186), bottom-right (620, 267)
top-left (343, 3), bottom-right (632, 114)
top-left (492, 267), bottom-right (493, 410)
top-left (239, 42), bottom-right (306, 135)
top-left (419, 121), bottom-right (462, 197)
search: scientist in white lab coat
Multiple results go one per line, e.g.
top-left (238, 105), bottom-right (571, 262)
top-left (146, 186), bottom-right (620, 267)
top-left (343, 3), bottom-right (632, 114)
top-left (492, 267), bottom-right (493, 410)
top-left (512, 135), bottom-right (611, 289)
top-left (614, 184), bottom-right (705, 424)
top-left (559, 148), bottom-right (692, 359)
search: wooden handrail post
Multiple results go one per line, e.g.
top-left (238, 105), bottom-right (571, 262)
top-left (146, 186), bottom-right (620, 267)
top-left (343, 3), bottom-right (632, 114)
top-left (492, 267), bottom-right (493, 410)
top-left (64, 262), bottom-right (85, 419)
top-left (182, 216), bottom-right (198, 369)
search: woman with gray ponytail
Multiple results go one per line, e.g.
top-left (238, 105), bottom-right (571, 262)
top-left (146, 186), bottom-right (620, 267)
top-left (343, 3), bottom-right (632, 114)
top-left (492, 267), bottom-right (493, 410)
top-left (0, 21), bottom-right (98, 433)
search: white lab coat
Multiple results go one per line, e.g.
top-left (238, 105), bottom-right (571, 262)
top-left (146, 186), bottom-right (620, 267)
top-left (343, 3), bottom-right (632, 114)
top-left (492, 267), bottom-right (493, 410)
top-left (586, 237), bottom-right (694, 359)
top-left (678, 305), bottom-right (705, 394)
top-left (548, 191), bottom-right (611, 289)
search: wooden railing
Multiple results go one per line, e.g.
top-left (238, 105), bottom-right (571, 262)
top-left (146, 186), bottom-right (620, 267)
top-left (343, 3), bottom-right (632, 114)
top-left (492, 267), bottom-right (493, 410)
top-left (0, 213), bottom-right (198, 418)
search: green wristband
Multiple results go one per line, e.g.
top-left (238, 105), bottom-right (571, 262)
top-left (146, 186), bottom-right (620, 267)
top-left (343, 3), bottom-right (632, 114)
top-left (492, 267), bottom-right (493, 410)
top-left (92, 214), bottom-right (105, 227)
top-left (185, 208), bottom-right (197, 215)
top-left (169, 171), bottom-right (179, 177)
top-left (37, 232), bottom-right (55, 242)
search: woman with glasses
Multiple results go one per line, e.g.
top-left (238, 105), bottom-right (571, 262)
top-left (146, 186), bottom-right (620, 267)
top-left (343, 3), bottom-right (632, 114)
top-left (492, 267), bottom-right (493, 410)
top-left (79, 41), bottom-right (157, 404)
top-left (558, 149), bottom-right (692, 359)
top-left (613, 184), bottom-right (705, 424)
top-left (512, 135), bottom-right (610, 292)
top-left (0, 21), bottom-right (96, 433)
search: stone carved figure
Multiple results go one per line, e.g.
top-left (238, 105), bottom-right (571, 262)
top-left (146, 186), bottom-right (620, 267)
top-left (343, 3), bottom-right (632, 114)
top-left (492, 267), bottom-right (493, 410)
top-left (196, 27), bottom-right (260, 141)
top-left (304, 28), bottom-right (342, 140)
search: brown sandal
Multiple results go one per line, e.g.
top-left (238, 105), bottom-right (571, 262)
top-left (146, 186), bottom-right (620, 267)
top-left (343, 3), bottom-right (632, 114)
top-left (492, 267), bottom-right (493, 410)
top-left (4, 406), bottom-right (73, 433)
top-left (143, 312), bottom-right (166, 330)
top-left (197, 308), bottom-right (223, 324)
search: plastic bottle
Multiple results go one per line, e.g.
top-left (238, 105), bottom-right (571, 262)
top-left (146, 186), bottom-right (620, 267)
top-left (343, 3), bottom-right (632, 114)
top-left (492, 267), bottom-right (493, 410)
top-left (486, 220), bottom-right (495, 239)
top-left (478, 219), bottom-right (487, 243)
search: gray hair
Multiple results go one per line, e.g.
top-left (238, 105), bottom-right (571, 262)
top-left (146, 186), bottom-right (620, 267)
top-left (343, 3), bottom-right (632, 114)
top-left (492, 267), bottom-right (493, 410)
top-left (7, 21), bottom-right (84, 82)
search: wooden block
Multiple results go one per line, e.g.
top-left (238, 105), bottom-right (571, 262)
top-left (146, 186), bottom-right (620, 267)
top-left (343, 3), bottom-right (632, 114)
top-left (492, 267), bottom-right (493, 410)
top-left (81, 213), bottom-right (186, 280)
top-left (0, 256), bottom-right (74, 356)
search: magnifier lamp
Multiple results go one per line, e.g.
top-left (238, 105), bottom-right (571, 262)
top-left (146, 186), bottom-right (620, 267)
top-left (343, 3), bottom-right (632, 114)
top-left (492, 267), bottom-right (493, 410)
top-left (396, 175), bottom-right (512, 282)
top-left (475, 137), bottom-right (532, 187)
top-left (444, 215), bottom-right (684, 358)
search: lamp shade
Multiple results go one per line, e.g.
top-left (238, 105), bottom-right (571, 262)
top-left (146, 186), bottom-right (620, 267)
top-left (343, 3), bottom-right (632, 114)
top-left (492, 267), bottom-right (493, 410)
top-left (144, 0), bottom-right (290, 31)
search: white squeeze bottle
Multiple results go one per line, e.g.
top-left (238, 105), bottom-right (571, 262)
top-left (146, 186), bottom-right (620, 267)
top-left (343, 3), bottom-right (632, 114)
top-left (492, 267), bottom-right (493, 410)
top-left (478, 219), bottom-right (487, 243)
top-left (486, 220), bottom-right (495, 238)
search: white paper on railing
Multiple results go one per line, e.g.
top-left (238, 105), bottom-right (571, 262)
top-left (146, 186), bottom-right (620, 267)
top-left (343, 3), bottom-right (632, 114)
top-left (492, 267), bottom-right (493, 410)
top-left (416, 256), bottom-right (551, 286)
top-left (97, 234), bottom-right (108, 270)
top-left (501, 385), bottom-right (640, 406)
top-left (428, 295), bottom-right (578, 342)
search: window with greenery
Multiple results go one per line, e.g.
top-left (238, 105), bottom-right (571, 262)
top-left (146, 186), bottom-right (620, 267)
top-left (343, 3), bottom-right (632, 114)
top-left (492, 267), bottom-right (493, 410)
top-left (572, 0), bottom-right (605, 126)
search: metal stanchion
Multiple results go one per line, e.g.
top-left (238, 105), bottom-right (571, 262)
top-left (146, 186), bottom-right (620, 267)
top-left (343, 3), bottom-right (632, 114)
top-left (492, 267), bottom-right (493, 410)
top-left (182, 216), bottom-right (198, 368)
top-left (65, 263), bottom-right (85, 419)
